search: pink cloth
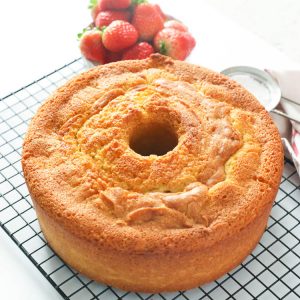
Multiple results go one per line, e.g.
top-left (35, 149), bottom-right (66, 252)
top-left (292, 129), bottom-right (300, 157)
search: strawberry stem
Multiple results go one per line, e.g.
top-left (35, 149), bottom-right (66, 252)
top-left (159, 41), bottom-right (167, 55)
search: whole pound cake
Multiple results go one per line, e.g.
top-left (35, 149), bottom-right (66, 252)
top-left (22, 54), bottom-right (283, 292)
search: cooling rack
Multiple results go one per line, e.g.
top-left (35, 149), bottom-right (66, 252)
top-left (1, 57), bottom-right (300, 300)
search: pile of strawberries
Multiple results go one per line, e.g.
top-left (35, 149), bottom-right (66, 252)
top-left (79, 0), bottom-right (196, 64)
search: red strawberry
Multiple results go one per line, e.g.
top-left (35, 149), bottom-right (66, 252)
top-left (90, 0), bottom-right (131, 21)
top-left (105, 50), bottom-right (123, 63)
top-left (132, 3), bottom-right (164, 41)
top-left (122, 42), bottom-right (154, 60)
top-left (153, 4), bottom-right (166, 21)
top-left (164, 20), bottom-right (188, 32)
top-left (102, 20), bottom-right (138, 52)
top-left (186, 33), bottom-right (196, 49)
top-left (79, 29), bottom-right (105, 63)
top-left (95, 10), bottom-right (131, 28)
top-left (99, 0), bottom-right (131, 10)
top-left (132, 2), bottom-right (165, 19)
top-left (154, 28), bottom-right (196, 61)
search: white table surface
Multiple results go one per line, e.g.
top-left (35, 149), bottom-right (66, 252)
top-left (0, 1), bottom-right (299, 299)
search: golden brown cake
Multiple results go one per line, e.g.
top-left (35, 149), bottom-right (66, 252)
top-left (22, 54), bottom-right (283, 293)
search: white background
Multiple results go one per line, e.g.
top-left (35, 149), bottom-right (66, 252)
top-left (1, 0), bottom-right (300, 98)
top-left (0, 0), bottom-right (300, 299)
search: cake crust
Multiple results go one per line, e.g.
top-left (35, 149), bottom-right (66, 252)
top-left (22, 54), bottom-right (283, 291)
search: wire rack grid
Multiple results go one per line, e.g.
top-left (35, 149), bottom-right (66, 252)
top-left (0, 58), bottom-right (300, 300)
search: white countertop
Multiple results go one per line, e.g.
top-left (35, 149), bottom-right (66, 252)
top-left (0, 1), bottom-right (299, 299)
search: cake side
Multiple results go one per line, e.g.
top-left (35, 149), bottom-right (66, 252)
top-left (35, 199), bottom-right (273, 292)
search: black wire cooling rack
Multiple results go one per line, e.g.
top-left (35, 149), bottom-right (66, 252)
top-left (1, 58), bottom-right (300, 300)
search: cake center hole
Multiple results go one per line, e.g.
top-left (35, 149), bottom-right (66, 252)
top-left (129, 122), bottom-right (178, 156)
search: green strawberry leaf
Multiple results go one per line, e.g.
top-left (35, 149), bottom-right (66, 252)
top-left (159, 41), bottom-right (167, 55)
top-left (95, 26), bottom-right (107, 34)
top-left (77, 27), bottom-right (102, 40)
top-left (88, 0), bottom-right (97, 9)
top-left (77, 28), bottom-right (89, 40)
top-left (131, 0), bottom-right (148, 5)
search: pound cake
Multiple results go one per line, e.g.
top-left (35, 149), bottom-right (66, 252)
top-left (22, 54), bottom-right (283, 292)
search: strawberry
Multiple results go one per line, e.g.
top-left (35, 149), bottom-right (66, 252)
top-left (186, 33), bottom-right (196, 49)
top-left (164, 20), bottom-right (188, 32)
top-left (105, 50), bottom-right (123, 63)
top-left (79, 29), bottom-right (105, 63)
top-left (102, 20), bottom-right (138, 52)
top-left (99, 0), bottom-right (131, 10)
top-left (95, 10), bottom-right (131, 28)
top-left (90, 0), bottom-right (131, 21)
top-left (122, 42), bottom-right (154, 60)
top-left (153, 4), bottom-right (166, 21)
top-left (132, 1), bottom-right (166, 19)
top-left (132, 3), bottom-right (164, 41)
top-left (154, 28), bottom-right (196, 61)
